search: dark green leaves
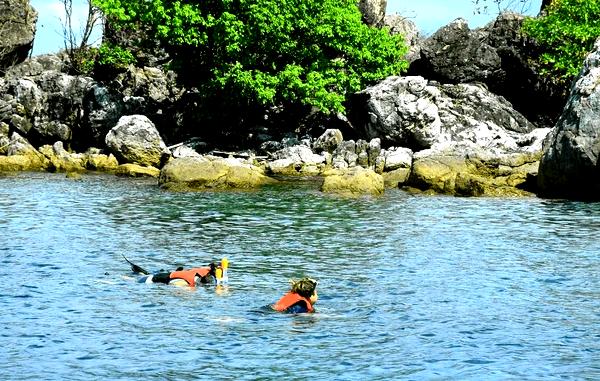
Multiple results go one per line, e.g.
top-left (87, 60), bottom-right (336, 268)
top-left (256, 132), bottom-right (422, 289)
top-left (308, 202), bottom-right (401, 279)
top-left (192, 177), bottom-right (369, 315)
top-left (93, 0), bottom-right (408, 114)
top-left (523, 0), bottom-right (600, 86)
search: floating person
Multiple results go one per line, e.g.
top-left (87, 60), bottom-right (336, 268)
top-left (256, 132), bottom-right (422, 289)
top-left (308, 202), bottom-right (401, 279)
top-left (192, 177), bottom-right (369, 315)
top-left (272, 277), bottom-right (318, 313)
top-left (123, 255), bottom-right (229, 287)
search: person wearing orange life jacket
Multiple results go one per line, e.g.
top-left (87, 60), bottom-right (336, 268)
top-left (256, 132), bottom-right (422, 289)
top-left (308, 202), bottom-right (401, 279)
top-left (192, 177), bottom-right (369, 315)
top-left (153, 265), bottom-right (216, 287)
top-left (272, 277), bottom-right (318, 313)
top-left (124, 255), bottom-right (229, 287)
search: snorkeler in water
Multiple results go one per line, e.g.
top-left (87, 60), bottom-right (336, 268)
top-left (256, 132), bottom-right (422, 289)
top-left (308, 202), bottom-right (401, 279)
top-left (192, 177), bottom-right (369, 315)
top-left (123, 255), bottom-right (229, 287)
top-left (272, 277), bottom-right (318, 313)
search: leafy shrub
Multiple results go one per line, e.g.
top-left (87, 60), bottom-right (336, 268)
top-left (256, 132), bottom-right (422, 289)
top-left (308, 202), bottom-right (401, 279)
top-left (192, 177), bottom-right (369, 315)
top-left (95, 43), bottom-right (136, 69)
top-left (523, 0), bottom-right (600, 86)
top-left (92, 0), bottom-right (408, 114)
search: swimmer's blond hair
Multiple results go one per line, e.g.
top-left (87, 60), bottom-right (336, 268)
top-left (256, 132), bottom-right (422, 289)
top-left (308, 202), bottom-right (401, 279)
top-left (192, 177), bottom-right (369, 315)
top-left (290, 277), bottom-right (317, 298)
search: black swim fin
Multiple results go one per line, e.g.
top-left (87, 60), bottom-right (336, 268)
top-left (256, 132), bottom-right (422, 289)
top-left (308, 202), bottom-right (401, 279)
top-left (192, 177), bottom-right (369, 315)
top-left (122, 254), bottom-right (150, 275)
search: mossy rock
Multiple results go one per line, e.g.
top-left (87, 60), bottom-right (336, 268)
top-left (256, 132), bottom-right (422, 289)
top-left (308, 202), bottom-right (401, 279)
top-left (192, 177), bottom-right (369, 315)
top-left (321, 167), bottom-right (384, 196)
top-left (409, 151), bottom-right (539, 196)
top-left (38, 145), bottom-right (87, 173)
top-left (115, 163), bottom-right (160, 178)
top-left (0, 153), bottom-right (48, 172)
top-left (159, 157), bottom-right (277, 191)
top-left (86, 153), bottom-right (119, 172)
top-left (383, 167), bottom-right (411, 188)
top-left (409, 155), bottom-right (468, 194)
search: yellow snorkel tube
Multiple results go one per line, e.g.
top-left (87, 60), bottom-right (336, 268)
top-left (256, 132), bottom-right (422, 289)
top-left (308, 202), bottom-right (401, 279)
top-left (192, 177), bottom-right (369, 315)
top-left (216, 257), bottom-right (229, 284)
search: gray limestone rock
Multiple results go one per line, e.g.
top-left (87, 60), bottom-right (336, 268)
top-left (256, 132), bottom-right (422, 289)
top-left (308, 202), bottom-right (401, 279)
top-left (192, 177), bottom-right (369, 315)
top-left (537, 38), bottom-right (600, 200)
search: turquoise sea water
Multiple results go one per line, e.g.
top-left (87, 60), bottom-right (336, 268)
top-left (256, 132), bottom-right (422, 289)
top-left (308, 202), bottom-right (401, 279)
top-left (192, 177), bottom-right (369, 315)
top-left (0, 172), bottom-right (599, 380)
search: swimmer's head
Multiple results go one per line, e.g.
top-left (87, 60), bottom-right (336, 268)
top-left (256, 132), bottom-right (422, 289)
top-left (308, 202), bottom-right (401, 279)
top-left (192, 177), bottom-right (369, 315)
top-left (290, 277), bottom-right (318, 300)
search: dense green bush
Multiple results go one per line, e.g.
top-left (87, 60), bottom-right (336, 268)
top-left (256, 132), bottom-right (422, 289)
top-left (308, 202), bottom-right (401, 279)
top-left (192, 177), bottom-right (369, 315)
top-left (95, 43), bottom-right (136, 69)
top-left (523, 0), bottom-right (600, 86)
top-left (92, 0), bottom-right (407, 114)
top-left (70, 43), bottom-right (136, 76)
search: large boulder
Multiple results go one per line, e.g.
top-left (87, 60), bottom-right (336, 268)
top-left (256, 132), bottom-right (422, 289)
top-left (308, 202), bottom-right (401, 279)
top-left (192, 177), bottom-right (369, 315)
top-left (408, 13), bottom-right (567, 127)
top-left (537, 38), bottom-right (600, 200)
top-left (349, 76), bottom-right (537, 151)
top-left (411, 19), bottom-right (501, 85)
top-left (159, 156), bottom-right (277, 191)
top-left (105, 115), bottom-right (171, 167)
top-left (0, 0), bottom-right (37, 74)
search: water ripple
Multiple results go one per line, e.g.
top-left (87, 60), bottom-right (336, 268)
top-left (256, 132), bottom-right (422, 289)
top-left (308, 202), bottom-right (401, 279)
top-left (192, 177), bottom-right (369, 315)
top-left (0, 173), bottom-right (598, 380)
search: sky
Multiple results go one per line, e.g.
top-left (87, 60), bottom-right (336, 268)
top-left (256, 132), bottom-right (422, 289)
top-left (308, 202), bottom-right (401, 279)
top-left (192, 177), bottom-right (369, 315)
top-left (30, 0), bottom-right (543, 56)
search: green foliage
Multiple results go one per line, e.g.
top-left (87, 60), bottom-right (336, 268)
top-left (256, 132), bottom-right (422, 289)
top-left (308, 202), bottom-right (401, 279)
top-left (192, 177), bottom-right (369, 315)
top-left (92, 0), bottom-right (408, 114)
top-left (523, 0), bottom-right (600, 86)
top-left (95, 43), bottom-right (136, 69)
top-left (70, 43), bottom-right (136, 76)
top-left (68, 47), bottom-right (97, 75)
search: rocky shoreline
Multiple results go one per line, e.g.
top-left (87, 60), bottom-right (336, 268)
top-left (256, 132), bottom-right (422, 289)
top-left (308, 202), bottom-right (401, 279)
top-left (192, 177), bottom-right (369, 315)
top-left (2, 2), bottom-right (600, 199)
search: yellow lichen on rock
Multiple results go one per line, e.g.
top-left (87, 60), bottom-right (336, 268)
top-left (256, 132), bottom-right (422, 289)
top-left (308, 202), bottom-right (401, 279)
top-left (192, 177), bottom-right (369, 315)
top-left (321, 167), bottom-right (384, 196)
top-left (115, 163), bottom-right (161, 178)
top-left (158, 156), bottom-right (277, 191)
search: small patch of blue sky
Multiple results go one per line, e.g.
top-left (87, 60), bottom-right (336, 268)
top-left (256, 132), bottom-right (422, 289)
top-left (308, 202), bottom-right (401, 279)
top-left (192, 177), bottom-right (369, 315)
top-left (31, 0), bottom-right (102, 56)
top-left (30, 0), bottom-right (542, 56)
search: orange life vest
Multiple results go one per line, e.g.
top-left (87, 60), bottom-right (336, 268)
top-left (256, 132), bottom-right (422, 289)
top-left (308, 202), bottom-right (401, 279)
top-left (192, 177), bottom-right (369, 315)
top-left (169, 267), bottom-right (211, 287)
top-left (272, 292), bottom-right (314, 313)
